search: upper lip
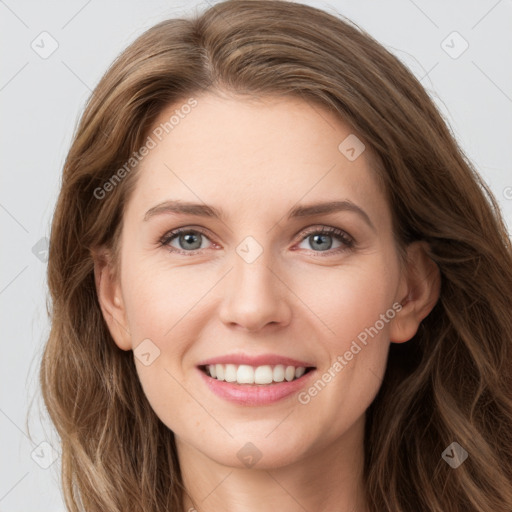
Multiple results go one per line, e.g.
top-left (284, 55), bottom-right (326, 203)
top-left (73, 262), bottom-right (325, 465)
top-left (197, 353), bottom-right (316, 368)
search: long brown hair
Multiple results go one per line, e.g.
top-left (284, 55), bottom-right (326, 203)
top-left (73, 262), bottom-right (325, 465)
top-left (37, 1), bottom-right (512, 510)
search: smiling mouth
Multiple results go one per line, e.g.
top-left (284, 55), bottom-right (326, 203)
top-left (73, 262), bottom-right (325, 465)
top-left (199, 363), bottom-right (316, 385)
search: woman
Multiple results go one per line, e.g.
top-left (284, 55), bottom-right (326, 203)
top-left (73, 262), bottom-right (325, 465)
top-left (39, 1), bottom-right (512, 511)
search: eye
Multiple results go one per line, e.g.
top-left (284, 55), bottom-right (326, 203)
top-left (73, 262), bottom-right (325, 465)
top-left (159, 225), bottom-right (355, 256)
top-left (295, 226), bottom-right (354, 255)
top-left (159, 227), bottom-right (214, 255)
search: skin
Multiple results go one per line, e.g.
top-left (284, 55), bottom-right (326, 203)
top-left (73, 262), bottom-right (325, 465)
top-left (94, 91), bottom-right (440, 512)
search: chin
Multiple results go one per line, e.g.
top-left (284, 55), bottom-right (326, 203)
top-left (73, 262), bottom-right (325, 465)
top-left (199, 435), bottom-right (311, 470)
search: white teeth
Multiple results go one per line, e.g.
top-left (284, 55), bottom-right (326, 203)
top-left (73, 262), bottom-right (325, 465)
top-left (295, 367), bottom-right (305, 378)
top-left (273, 364), bottom-right (285, 382)
top-left (205, 363), bottom-right (309, 384)
top-left (285, 366), bottom-right (296, 382)
top-left (254, 365), bottom-right (273, 384)
top-left (224, 364), bottom-right (237, 382)
top-left (237, 365), bottom-right (254, 384)
top-left (215, 364), bottom-right (225, 381)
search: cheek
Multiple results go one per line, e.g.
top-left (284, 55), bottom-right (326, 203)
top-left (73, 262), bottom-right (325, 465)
top-left (290, 254), bottom-right (399, 421)
top-left (119, 258), bottom-right (207, 431)
top-left (293, 255), bottom-right (399, 349)
top-left (121, 253), bottom-right (203, 340)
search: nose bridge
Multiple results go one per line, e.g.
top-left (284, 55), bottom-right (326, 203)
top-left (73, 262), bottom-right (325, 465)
top-left (234, 242), bottom-right (274, 291)
top-left (218, 234), bottom-right (290, 331)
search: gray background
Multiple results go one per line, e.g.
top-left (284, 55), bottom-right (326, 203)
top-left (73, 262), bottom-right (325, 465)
top-left (1, 0), bottom-right (511, 510)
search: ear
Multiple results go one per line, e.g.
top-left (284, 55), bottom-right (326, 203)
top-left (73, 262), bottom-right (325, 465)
top-left (390, 241), bottom-right (441, 343)
top-left (92, 247), bottom-right (132, 351)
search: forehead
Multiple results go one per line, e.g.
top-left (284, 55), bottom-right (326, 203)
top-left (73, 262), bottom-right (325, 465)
top-left (126, 92), bottom-right (387, 225)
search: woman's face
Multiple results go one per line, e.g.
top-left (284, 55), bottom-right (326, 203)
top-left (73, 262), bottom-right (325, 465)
top-left (97, 92), bottom-right (428, 469)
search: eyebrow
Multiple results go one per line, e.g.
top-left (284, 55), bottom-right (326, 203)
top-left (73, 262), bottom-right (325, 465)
top-left (143, 199), bottom-right (375, 231)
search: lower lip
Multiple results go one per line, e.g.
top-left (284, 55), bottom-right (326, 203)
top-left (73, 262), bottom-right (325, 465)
top-left (198, 368), bottom-right (316, 406)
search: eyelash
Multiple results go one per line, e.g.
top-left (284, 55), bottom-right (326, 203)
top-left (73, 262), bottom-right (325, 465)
top-left (158, 225), bottom-right (355, 257)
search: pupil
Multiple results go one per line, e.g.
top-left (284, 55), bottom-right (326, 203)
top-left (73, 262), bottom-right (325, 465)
top-left (311, 234), bottom-right (332, 251)
top-left (182, 232), bottom-right (201, 249)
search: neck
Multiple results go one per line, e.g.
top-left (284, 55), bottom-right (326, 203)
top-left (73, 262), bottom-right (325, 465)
top-left (178, 415), bottom-right (368, 512)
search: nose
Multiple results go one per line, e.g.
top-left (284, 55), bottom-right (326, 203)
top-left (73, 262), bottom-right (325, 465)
top-left (218, 249), bottom-right (292, 333)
